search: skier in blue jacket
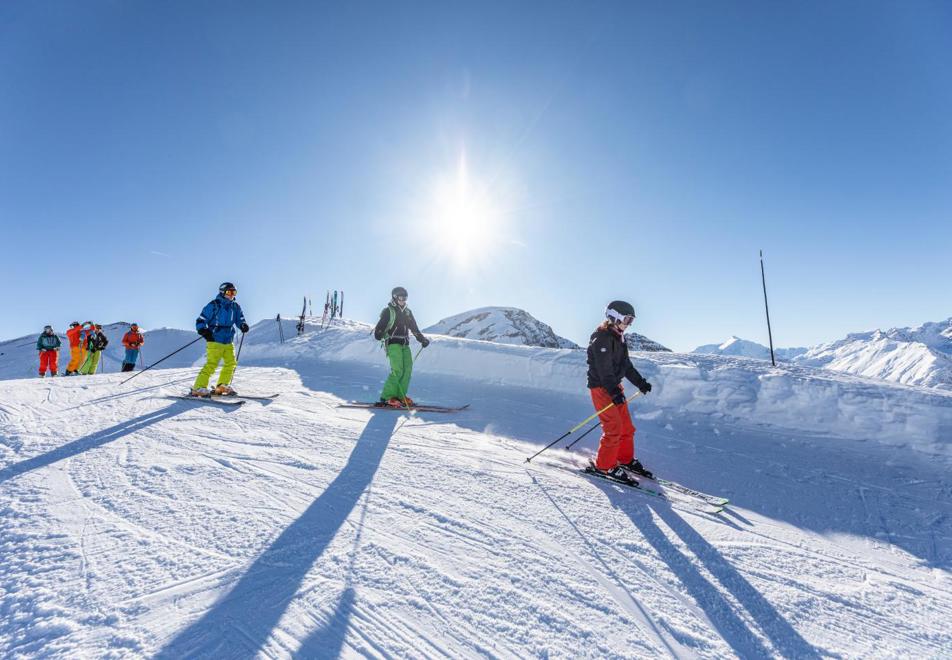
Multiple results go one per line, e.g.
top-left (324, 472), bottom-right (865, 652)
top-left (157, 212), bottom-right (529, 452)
top-left (189, 282), bottom-right (249, 397)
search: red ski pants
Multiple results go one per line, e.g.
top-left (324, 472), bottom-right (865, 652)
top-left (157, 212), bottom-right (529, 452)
top-left (590, 386), bottom-right (635, 470)
top-left (39, 350), bottom-right (58, 376)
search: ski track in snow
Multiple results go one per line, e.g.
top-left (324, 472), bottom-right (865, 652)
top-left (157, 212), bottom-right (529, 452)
top-left (0, 335), bottom-right (951, 657)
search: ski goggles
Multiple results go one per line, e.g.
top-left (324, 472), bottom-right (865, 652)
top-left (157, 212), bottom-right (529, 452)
top-left (223, 289), bottom-right (237, 296)
top-left (605, 308), bottom-right (635, 325)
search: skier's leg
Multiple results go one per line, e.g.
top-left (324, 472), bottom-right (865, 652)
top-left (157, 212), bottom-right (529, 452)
top-left (399, 345), bottom-right (413, 399)
top-left (89, 351), bottom-right (101, 374)
top-left (50, 351), bottom-right (59, 376)
top-left (193, 342), bottom-right (224, 389)
top-left (615, 402), bottom-right (636, 465)
top-left (38, 352), bottom-right (49, 376)
top-left (67, 346), bottom-right (81, 373)
top-left (380, 344), bottom-right (405, 401)
top-left (591, 387), bottom-right (625, 470)
top-left (78, 351), bottom-right (94, 375)
top-left (216, 343), bottom-right (237, 386)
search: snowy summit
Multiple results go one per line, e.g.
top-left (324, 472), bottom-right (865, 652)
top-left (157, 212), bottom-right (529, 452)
top-left (423, 306), bottom-right (580, 349)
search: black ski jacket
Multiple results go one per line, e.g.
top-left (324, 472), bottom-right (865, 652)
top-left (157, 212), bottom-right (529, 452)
top-left (86, 331), bottom-right (109, 352)
top-left (586, 326), bottom-right (648, 398)
top-left (373, 303), bottom-right (426, 346)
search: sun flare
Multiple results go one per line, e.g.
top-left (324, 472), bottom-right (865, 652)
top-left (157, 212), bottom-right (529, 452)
top-left (428, 153), bottom-right (498, 266)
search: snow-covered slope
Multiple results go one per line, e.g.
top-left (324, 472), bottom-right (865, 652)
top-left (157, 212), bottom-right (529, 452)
top-left (693, 336), bottom-right (806, 361)
top-left (423, 306), bottom-right (580, 349)
top-left (2, 326), bottom-right (952, 657)
top-left (793, 318), bottom-right (952, 390)
top-left (0, 323), bottom-right (204, 380)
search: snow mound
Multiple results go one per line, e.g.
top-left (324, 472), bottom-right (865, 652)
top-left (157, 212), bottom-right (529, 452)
top-left (244, 321), bottom-right (952, 456)
top-left (423, 306), bottom-right (579, 349)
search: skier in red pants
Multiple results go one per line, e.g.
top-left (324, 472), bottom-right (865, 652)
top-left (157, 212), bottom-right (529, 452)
top-left (36, 325), bottom-right (62, 377)
top-left (586, 301), bottom-right (653, 483)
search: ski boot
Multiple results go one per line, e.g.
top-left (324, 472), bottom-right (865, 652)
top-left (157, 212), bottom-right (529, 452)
top-left (188, 387), bottom-right (211, 398)
top-left (214, 384), bottom-right (237, 397)
top-left (588, 460), bottom-right (638, 485)
top-left (385, 397), bottom-right (405, 408)
top-left (620, 459), bottom-right (653, 480)
top-left (402, 396), bottom-right (415, 407)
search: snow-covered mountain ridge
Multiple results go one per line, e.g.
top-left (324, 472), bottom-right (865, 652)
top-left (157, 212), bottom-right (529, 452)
top-left (694, 318), bottom-right (952, 390)
top-left (422, 306), bottom-right (580, 349)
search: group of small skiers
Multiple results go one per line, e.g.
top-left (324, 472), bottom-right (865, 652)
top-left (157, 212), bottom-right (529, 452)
top-left (37, 280), bottom-right (655, 482)
top-left (36, 322), bottom-right (145, 377)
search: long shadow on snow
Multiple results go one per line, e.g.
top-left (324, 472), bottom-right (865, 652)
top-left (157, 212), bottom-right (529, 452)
top-left (241, 356), bottom-right (952, 570)
top-left (157, 412), bottom-right (398, 659)
top-left (609, 484), bottom-right (821, 658)
top-left (0, 402), bottom-right (192, 484)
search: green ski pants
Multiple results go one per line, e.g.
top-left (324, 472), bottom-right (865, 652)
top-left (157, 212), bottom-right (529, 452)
top-left (380, 343), bottom-right (413, 401)
top-left (78, 350), bottom-right (101, 375)
top-left (193, 341), bottom-right (237, 389)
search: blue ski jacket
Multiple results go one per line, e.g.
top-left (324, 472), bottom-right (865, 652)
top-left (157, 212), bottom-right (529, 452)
top-left (196, 294), bottom-right (247, 344)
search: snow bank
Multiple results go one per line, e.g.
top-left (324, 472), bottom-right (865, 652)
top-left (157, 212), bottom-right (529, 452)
top-left (243, 320), bottom-right (952, 456)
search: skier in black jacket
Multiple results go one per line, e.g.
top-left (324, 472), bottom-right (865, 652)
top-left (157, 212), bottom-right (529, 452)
top-left (586, 300), bottom-right (653, 482)
top-left (372, 286), bottom-right (430, 407)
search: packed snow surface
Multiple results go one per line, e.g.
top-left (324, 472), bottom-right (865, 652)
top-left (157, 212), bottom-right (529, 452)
top-left (2, 318), bottom-right (951, 657)
top-left (422, 306), bottom-right (580, 349)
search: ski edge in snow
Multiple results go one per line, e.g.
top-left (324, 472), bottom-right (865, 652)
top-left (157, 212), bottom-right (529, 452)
top-left (337, 402), bottom-right (470, 413)
top-left (171, 395), bottom-right (246, 406)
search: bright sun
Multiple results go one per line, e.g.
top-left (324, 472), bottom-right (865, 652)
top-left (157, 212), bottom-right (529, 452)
top-left (429, 153), bottom-right (498, 267)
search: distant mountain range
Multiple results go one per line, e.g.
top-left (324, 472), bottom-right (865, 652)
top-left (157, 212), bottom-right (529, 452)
top-left (693, 318), bottom-right (952, 390)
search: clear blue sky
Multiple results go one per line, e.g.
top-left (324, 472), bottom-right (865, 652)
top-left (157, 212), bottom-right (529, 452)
top-left (2, 1), bottom-right (950, 351)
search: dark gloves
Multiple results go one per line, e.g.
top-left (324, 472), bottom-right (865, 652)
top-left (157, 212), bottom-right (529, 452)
top-left (199, 328), bottom-right (214, 341)
top-left (420, 337), bottom-right (430, 348)
top-left (612, 391), bottom-right (626, 405)
top-left (240, 323), bottom-right (249, 333)
top-left (638, 380), bottom-right (652, 395)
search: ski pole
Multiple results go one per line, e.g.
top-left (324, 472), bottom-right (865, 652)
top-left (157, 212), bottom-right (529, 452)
top-left (120, 336), bottom-right (203, 385)
top-left (565, 391), bottom-right (644, 451)
top-left (236, 332), bottom-right (245, 363)
top-left (525, 391), bottom-right (643, 463)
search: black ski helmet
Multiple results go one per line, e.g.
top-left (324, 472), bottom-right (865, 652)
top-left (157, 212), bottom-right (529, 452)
top-left (219, 282), bottom-right (237, 294)
top-left (391, 286), bottom-right (408, 299)
top-left (69, 321), bottom-right (80, 328)
top-left (606, 300), bottom-right (636, 323)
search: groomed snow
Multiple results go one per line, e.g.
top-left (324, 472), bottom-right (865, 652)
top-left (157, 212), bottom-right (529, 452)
top-left (1, 320), bottom-right (951, 657)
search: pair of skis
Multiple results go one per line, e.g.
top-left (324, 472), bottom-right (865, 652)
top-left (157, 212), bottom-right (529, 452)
top-left (578, 462), bottom-right (729, 514)
top-left (174, 392), bottom-right (280, 406)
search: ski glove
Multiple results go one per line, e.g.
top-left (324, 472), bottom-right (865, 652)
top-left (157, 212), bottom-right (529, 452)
top-left (199, 328), bottom-right (214, 341)
top-left (612, 391), bottom-right (626, 406)
top-left (420, 337), bottom-right (430, 348)
top-left (638, 381), bottom-right (652, 395)
top-left (240, 323), bottom-right (249, 333)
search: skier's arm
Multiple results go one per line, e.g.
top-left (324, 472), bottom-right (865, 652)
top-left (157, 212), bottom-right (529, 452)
top-left (101, 334), bottom-right (109, 348)
top-left (625, 361), bottom-right (651, 394)
top-left (590, 334), bottom-right (622, 398)
top-left (407, 312), bottom-right (428, 345)
top-left (236, 304), bottom-right (249, 332)
top-left (196, 301), bottom-right (215, 333)
top-left (372, 308), bottom-right (389, 340)
top-left (36, 336), bottom-right (42, 351)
